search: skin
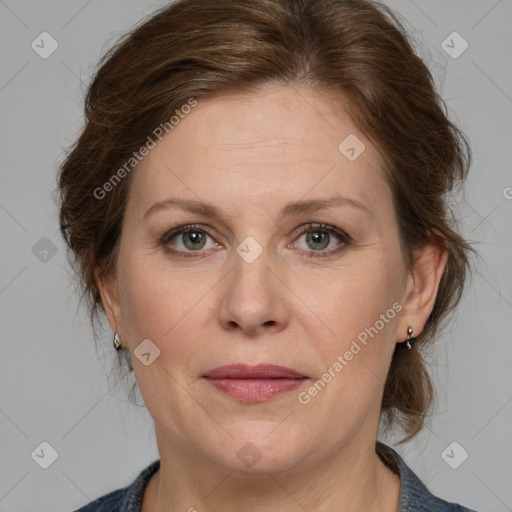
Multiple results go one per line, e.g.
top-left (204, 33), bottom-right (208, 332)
top-left (97, 84), bottom-right (447, 512)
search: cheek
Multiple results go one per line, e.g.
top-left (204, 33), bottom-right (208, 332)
top-left (118, 242), bottom-right (193, 328)
top-left (298, 273), bottom-right (400, 435)
top-left (299, 257), bottom-right (402, 404)
top-left (116, 251), bottom-right (209, 369)
top-left (116, 255), bottom-right (209, 432)
top-left (302, 258), bottom-right (399, 342)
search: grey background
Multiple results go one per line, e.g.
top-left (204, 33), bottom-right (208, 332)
top-left (1, 1), bottom-right (511, 511)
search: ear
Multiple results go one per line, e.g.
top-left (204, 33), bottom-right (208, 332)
top-left (398, 232), bottom-right (448, 342)
top-left (94, 265), bottom-right (127, 344)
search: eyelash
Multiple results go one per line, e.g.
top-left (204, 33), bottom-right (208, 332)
top-left (160, 223), bottom-right (352, 259)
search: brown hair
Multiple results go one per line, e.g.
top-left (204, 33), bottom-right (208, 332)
top-left (56, 0), bottom-right (476, 441)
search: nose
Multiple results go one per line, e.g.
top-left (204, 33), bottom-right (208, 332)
top-left (217, 243), bottom-right (290, 338)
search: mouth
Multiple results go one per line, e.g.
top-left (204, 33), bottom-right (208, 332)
top-left (202, 364), bottom-right (308, 403)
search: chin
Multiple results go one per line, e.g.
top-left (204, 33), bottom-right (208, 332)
top-left (204, 423), bottom-right (310, 474)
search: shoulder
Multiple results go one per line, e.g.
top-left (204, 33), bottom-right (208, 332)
top-left (377, 442), bottom-right (479, 512)
top-left (70, 459), bottom-right (160, 512)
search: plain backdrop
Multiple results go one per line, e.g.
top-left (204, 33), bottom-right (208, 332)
top-left (1, 1), bottom-right (511, 511)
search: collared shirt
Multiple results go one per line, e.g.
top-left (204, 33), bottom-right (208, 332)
top-left (72, 442), bottom-right (478, 511)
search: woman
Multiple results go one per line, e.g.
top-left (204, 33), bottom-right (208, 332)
top-left (58, 0), bottom-right (479, 510)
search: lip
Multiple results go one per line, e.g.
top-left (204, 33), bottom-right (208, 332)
top-left (203, 364), bottom-right (308, 403)
top-left (203, 363), bottom-right (306, 379)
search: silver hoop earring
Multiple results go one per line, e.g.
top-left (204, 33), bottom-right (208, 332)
top-left (406, 327), bottom-right (414, 350)
top-left (113, 332), bottom-right (122, 350)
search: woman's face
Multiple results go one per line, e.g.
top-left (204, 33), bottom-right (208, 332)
top-left (100, 84), bottom-right (420, 473)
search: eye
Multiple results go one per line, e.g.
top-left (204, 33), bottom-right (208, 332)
top-left (291, 223), bottom-right (352, 258)
top-left (160, 222), bottom-right (352, 259)
top-left (161, 224), bottom-right (219, 258)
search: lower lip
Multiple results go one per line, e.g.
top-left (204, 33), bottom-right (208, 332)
top-left (205, 378), bottom-right (307, 403)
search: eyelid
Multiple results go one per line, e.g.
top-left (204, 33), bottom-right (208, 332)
top-left (294, 222), bottom-right (352, 242)
top-left (161, 223), bottom-right (217, 243)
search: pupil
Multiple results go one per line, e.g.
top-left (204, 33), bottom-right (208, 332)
top-left (309, 231), bottom-right (328, 250)
top-left (185, 231), bottom-right (204, 249)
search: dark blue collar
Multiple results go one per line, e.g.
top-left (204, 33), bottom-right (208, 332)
top-left (377, 442), bottom-right (476, 511)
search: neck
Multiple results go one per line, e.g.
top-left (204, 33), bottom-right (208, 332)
top-left (142, 429), bottom-right (400, 512)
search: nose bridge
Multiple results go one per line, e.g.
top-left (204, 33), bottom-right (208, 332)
top-left (218, 229), bottom-right (287, 334)
top-left (231, 232), bottom-right (275, 300)
top-left (229, 205), bottom-right (277, 281)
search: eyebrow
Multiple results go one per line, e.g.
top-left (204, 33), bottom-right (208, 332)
top-left (143, 195), bottom-right (373, 223)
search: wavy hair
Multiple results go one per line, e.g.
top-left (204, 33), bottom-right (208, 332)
top-left (56, 0), bottom-right (476, 442)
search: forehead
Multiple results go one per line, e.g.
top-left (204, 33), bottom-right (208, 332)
top-left (129, 85), bottom-right (390, 219)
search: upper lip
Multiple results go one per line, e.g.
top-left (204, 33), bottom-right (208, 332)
top-left (203, 364), bottom-right (306, 379)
